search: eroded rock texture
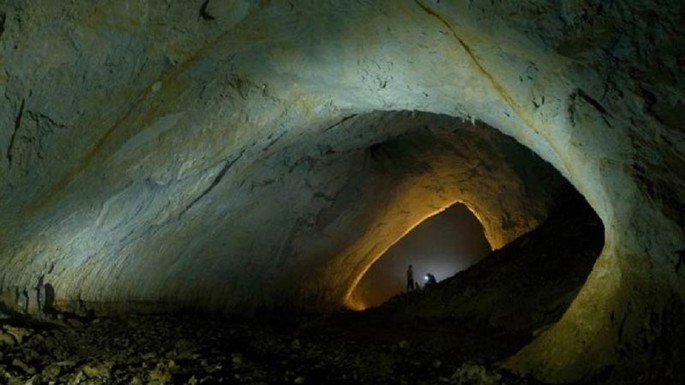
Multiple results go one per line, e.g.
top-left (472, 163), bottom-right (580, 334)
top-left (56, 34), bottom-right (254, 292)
top-left (0, 0), bottom-right (683, 382)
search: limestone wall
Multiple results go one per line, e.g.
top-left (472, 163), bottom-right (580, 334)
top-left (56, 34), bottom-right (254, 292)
top-left (0, 0), bottom-right (683, 382)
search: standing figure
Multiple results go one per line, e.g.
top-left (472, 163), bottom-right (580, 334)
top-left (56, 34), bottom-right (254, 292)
top-left (406, 265), bottom-right (415, 292)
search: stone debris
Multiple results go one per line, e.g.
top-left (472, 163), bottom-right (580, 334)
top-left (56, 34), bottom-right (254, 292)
top-left (3, 325), bottom-right (31, 344)
top-left (451, 363), bottom-right (502, 385)
top-left (0, 329), bottom-right (16, 346)
top-left (0, 314), bottom-right (550, 385)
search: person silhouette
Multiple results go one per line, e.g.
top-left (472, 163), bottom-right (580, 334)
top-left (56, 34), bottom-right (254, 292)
top-left (425, 273), bottom-right (437, 287)
top-left (406, 265), bottom-right (415, 292)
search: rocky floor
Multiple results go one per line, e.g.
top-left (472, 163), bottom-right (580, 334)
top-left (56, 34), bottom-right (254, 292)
top-left (1, 311), bottom-right (553, 385)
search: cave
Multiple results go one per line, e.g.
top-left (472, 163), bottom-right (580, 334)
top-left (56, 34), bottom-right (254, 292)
top-left (0, 1), bottom-right (683, 384)
top-left (350, 201), bottom-right (492, 309)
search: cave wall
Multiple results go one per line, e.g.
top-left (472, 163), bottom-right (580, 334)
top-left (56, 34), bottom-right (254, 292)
top-left (0, 0), bottom-right (683, 382)
top-left (0, 0), bottom-right (568, 314)
top-left (0, 107), bottom-right (564, 314)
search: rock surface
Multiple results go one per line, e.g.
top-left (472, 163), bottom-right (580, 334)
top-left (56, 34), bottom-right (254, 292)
top-left (0, 0), bottom-right (683, 382)
top-left (0, 188), bottom-right (611, 385)
top-left (0, 107), bottom-right (566, 315)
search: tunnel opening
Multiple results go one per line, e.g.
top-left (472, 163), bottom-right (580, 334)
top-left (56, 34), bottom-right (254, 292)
top-left (349, 201), bottom-right (492, 310)
top-left (302, 185), bottom-right (608, 385)
top-left (317, 106), bottom-right (611, 333)
top-left (362, 184), bottom-right (605, 341)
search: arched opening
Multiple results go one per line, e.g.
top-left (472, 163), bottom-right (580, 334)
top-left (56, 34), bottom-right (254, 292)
top-left (330, 184), bottom-right (606, 375)
top-left (349, 202), bottom-right (491, 309)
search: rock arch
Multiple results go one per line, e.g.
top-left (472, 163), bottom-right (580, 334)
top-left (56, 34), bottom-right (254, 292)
top-left (0, 0), bottom-right (682, 382)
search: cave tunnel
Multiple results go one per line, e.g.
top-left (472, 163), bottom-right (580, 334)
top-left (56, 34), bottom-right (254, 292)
top-left (349, 201), bottom-right (492, 310)
top-left (0, 1), bottom-right (683, 384)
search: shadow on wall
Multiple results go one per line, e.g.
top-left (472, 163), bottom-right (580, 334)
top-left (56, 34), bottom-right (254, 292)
top-left (0, 282), bottom-right (55, 320)
top-left (350, 202), bottom-right (491, 309)
top-left (43, 283), bottom-right (55, 314)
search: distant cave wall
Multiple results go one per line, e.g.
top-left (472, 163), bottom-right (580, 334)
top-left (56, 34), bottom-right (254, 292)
top-left (0, 0), bottom-right (683, 383)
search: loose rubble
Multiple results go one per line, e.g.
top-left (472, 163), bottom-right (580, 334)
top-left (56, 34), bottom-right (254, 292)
top-left (0, 313), bottom-right (551, 385)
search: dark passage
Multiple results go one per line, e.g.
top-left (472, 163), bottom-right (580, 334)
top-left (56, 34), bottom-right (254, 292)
top-left (352, 203), bottom-right (491, 308)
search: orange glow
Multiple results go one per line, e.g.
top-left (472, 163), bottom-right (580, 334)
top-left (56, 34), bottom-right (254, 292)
top-left (343, 199), bottom-right (469, 310)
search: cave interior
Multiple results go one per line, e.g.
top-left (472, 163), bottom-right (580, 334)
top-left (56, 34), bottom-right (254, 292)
top-left (0, 1), bottom-right (683, 384)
